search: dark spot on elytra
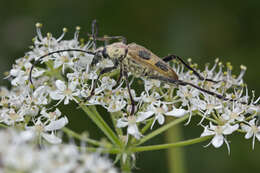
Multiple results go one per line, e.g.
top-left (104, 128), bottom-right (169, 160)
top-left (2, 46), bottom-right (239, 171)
top-left (155, 61), bottom-right (168, 72)
top-left (138, 50), bottom-right (151, 60)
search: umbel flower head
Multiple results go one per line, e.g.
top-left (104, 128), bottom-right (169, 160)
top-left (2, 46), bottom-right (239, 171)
top-left (0, 22), bottom-right (260, 153)
top-left (0, 128), bottom-right (118, 173)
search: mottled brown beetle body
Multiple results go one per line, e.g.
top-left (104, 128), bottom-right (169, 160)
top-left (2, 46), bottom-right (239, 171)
top-left (126, 43), bottom-right (178, 80)
top-left (101, 42), bottom-right (179, 80)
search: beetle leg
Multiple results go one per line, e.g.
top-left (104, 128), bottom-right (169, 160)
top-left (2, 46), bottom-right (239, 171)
top-left (85, 65), bottom-right (118, 101)
top-left (123, 70), bottom-right (135, 115)
top-left (112, 66), bottom-right (123, 90)
top-left (162, 54), bottom-right (218, 83)
top-left (147, 75), bottom-right (234, 102)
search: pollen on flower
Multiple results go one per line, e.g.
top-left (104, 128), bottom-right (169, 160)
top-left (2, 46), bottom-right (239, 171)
top-left (76, 26), bottom-right (81, 31)
top-left (240, 65), bottom-right (247, 70)
top-left (35, 22), bottom-right (42, 28)
top-left (63, 27), bottom-right (68, 33)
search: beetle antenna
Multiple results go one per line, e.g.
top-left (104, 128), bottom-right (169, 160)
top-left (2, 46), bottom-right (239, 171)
top-left (147, 75), bottom-right (248, 105)
top-left (91, 19), bottom-right (98, 49)
top-left (29, 49), bottom-right (95, 85)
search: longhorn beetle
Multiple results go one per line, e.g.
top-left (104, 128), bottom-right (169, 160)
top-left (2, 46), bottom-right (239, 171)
top-left (29, 20), bottom-right (239, 115)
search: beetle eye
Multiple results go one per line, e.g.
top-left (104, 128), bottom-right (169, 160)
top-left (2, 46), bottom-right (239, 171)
top-left (102, 48), bottom-right (109, 58)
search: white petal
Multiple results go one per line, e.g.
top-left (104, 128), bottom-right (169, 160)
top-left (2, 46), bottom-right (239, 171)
top-left (50, 91), bottom-right (64, 100)
top-left (33, 86), bottom-right (45, 96)
top-left (116, 118), bottom-right (128, 128)
top-left (212, 134), bottom-right (224, 148)
top-left (245, 130), bottom-right (254, 139)
top-left (201, 126), bottom-right (215, 137)
top-left (32, 69), bottom-right (45, 77)
top-left (137, 111), bottom-right (154, 122)
top-left (223, 124), bottom-right (239, 135)
top-left (157, 114), bottom-right (165, 125)
top-left (54, 108), bottom-right (61, 117)
top-left (127, 124), bottom-right (141, 139)
top-left (165, 108), bottom-right (187, 117)
top-left (44, 117), bottom-right (68, 131)
top-left (10, 69), bottom-right (19, 76)
top-left (64, 96), bottom-right (70, 105)
top-left (241, 124), bottom-right (251, 133)
top-left (249, 118), bottom-right (256, 126)
top-left (221, 113), bottom-right (229, 121)
top-left (255, 132), bottom-right (260, 141)
top-left (162, 104), bottom-right (168, 112)
top-left (69, 81), bottom-right (77, 91)
top-left (56, 80), bottom-right (66, 91)
top-left (41, 132), bottom-right (62, 144)
top-left (128, 124), bottom-right (138, 135)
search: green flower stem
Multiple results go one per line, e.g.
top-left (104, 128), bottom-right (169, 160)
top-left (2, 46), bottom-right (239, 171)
top-left (120, 155), bottom-right (132, 173)
top-left (245, 112), bottom-right (257, 121)
top-left (165, 123), bottom-right (186, 173)
top-left (237, 129), bottom-right (246, 133)
top-left (136, 114), bottom-right (189, 146)
top-left (196, 112), bottom-right (218, 124)
top-left (62, 127), bottom-right (109, 147)
top-left (110, 112), bottom-right (123, 136)
top-left (79, 103), bottom-right (122, 147)
top-left (85, 147), bottom-right (122, 154)
top-left (141, 118), bottom-right (154, 134)
top-left (129, 136), bottom-right (212, 153)
top-left (0, 123), bottom-right (8, 128)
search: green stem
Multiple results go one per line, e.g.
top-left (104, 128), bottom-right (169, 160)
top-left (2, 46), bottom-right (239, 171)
top-left (237, 129), bottom-right (246, 133)
top-left (110, 112), bottom-right (123, 136)
top-left (0, 123), bottom-right (8, 128)
top-left (141, 118), bottom-right (153, 134)
top-left (85, 147), bottom-right (121, 154)
top-left (136, 114), bottom-right (189, 146)
top-left (120, 155), bottom-right (132, 173)
top-left (165, 122), bottom-right (186, 173)
top-left (62, 127), bottom-right (109, 147)
top-left (79, 104), bottom-right (122, 147)
top-left (130, 136), bottom-right (212, 152)
top-left (197, 112), bottom-right (218, 124)
top-left (245, 112), bottom-right (257, 121)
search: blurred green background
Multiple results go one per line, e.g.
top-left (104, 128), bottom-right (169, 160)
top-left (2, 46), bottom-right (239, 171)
top-left (1, 0), bottom-right (260, 172)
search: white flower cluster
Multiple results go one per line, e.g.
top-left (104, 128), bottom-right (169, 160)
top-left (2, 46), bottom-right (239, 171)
top-left (0, 129), bottom-right (118, 173)
top-left (1, 23), bottom-right (260, 151)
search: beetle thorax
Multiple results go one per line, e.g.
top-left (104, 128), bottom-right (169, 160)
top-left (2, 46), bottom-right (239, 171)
top-left (106, 42), bottom-right (127, 60)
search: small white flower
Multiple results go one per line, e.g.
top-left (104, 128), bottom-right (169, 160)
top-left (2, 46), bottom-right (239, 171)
top-left (26, 116), bottom-right (68, 144)
top-left (221, 103), bottom-right (244, 123)
top-left (106, 97), bottom-right (127, 112)
top-left (138, 102), bottom-right (187, 129)
top-left (33, 85), bottom-right (50, 105)
top-left (40, 108), bottom-right (62, 121)
top-left (143, 78), bottom-right (161, 92)
top-left (117, 115), bottom-right (143, 139)
top-left (53, 52), bottom-right (75, 73)
top-left (1, 108), bottom-right (24, 125)
top-left (201, 122), bottom-right (239, 153)
top-left (50, 80), bottom-right (80, 105)
top-left (94, 77), bottom-right (116, 94)
top-left (241, 118), bottom-right (260, 149)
